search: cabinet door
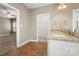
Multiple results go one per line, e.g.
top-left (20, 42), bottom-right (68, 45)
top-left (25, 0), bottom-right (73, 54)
top-left (48, 39), bottom-right (79, 56)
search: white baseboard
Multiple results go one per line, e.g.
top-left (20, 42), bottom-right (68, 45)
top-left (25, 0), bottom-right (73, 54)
top-left (17, 39), bottom-right (38, 48)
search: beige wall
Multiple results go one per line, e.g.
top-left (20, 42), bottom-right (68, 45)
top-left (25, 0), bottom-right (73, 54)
top-left (30, 3), bottom-right (79, 37)
top-left (8, 3), bottom-right (79, 45)
top-left (9, 3), bottom-right (34, 45)
top-left (0, 17), bottom-right (10, 34)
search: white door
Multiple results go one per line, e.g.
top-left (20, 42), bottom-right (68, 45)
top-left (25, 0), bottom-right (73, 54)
top-left (37, 13), bottom-right (50, 38)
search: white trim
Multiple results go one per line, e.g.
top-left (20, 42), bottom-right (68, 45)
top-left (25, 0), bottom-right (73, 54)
top-left (48, 14), bottom-right (51, 36)
top-left (16, 9), bottom-right (20, 47)
top-left (36, 14), bottom-right (38, 41)
top-left (18, 40), bottom-right (38, 47)
top-left (0, 3), bottom-right (20, 48)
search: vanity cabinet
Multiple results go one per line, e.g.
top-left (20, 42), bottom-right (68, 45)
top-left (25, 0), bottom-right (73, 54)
top-left (48, 39), bottom-right (79, 56)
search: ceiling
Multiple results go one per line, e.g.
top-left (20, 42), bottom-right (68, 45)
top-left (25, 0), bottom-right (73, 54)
top-left (24, 3), bottom-right (53, 9)
top-left (0, 4), bottom-right (16, 11)
top-left (0, 4), bottom-right (16, 18)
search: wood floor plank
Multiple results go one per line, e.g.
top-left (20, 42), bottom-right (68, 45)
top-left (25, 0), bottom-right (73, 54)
top-left (2, 42), bottom-right (47, 56)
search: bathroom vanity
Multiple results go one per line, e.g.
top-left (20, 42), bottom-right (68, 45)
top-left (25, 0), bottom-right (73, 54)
top-left (48, 31), bottom-right (79, 56)
top-left (48, 9), bottom-right (79, 56)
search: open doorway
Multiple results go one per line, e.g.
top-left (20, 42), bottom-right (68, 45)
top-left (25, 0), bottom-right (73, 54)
top-left (0, 3), bottom-right (19, 55)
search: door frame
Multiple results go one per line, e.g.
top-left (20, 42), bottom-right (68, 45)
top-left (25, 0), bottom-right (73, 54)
top-left (36, 13), bottom-right (50, 41)
top-left (1, 3), bottom-right (20, 47)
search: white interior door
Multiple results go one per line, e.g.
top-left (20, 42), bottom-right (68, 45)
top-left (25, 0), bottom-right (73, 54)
top-left (37, 13), bottom-right (50, 38)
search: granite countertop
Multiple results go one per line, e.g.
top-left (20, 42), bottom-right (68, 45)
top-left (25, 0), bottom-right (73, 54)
top-left (47, 31), bottom-right (79, 42)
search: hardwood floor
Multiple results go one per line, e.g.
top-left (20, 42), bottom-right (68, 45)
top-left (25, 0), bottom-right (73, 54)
top-left (0, 34), bottom-right (16, 55)
top-left (2, 42), bottom-right (47, 56)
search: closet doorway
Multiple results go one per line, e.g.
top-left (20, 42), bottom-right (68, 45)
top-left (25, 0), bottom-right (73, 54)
top-left (37, 13), bottom-right (50, 42)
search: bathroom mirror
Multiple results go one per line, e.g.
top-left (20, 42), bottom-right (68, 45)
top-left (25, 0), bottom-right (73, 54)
top-left (73, 9), bottom-right (79, 33)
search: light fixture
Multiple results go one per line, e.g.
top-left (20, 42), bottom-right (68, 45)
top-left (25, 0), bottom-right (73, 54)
top-left (62, 4), bottom-right (67, 8)
top-left (58, 6), bottom-right (62, 10)
top-left (7, 14), bottom-right (11, 18)
top-left (6, 10), bottom-right (16, 18)
top-left (57, 3), bottom-right (67, 10)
